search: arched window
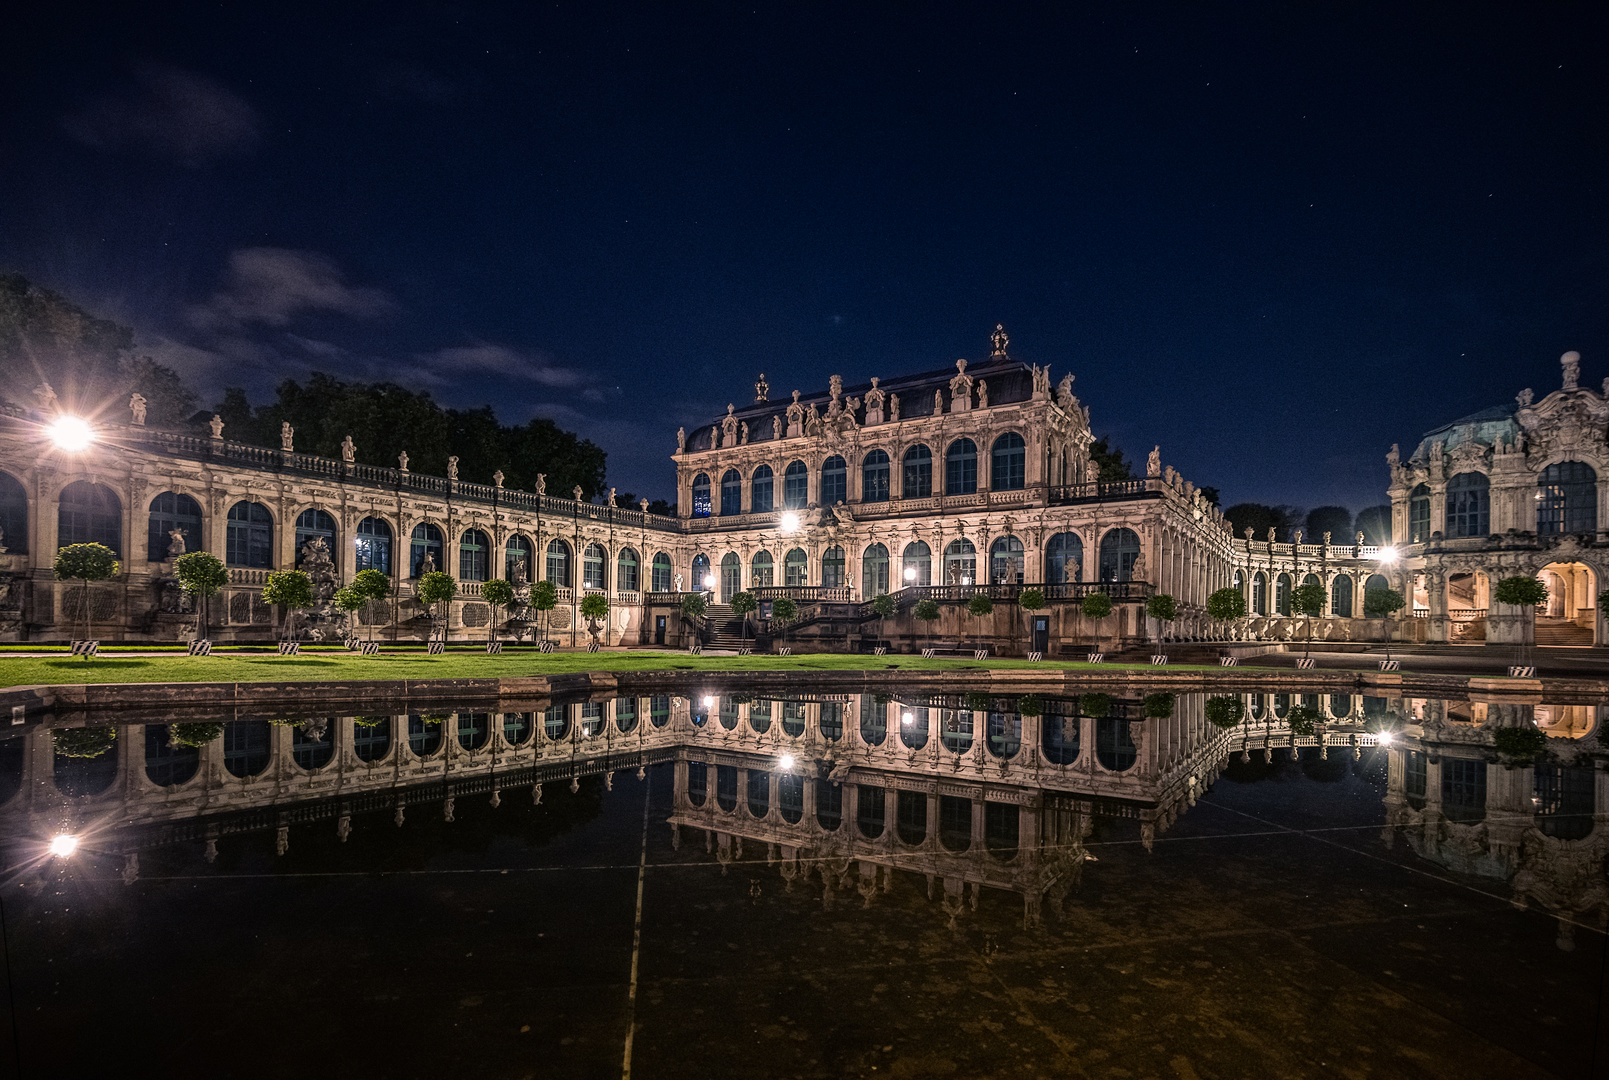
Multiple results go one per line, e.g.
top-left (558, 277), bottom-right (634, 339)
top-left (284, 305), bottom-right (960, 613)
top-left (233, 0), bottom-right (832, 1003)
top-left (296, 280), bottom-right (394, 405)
top-left (1252, 571), bottom-right (1267, 614)
top-left (862, 543), bottom-right (889, 596)
top-left (292, 724), bottom-right (334, 771)
top-left (0, 471), bottom-right (27, 555)
top-left (1365, 572), bottom-right (1389, 593)
top-left (1041, 711), bottom-right (1080, 765)
top-left (145, 726), bottom-right (199, 787)
top-left (409, 714), bottom-right (444, 757)
top-left (1096, 717), bottom-right (1137, 771)
top-left (545, 538), bottom-right (571, 587)
top-left (857, 784), bottom-right (886, 838)
top-left (223, 721), bottom-right (272, 778)
top-left (1275, 573), bottom-right (1292, 616)
top-left (60, 481), bottom-right (121, 554)
top-left (783, 460), bottom-right (808, 509)
top-left (900, 706), bottom-right (929, 750)
top-left (294, 509), bottom-right (336, 568)
top-left (409, 523), bottom-right (444, 578)
top-left (651, 552), bottom-right (672, 592)
top-left (751, 464), bottom-right (774, 514)
top-left (943, 538), bottom-right (976, 584)
top-left (986, 712), bottom-right (1021, 759)
top-left (945, 438), bottom-right (977, 495)
top-left (902, 445), bottom-right (932, 498)
top-left (148, 492), bottom-right (202, 561)
top-left (822, 545), bottom-right (845, 588)
top-left (859, 693), bottom-right (886, 745)
top-left (1098, 527), bottom-right (1140, 582)
top-left (748, 700), bottom-right (771, 734)
top-left (504, 534), bottom-right (533, 581)
top-left (617, 547), bottom-right (639, 592)
top-left (457, 712), bottom-right (490, 751)
top-left (751, 550), bottom-right (774, 587)
top-left (1408, 483), bottom-right (1431, 542)
top-left (459, 529), bottom-right (491, 582)
top-left (989, 535), bottom-right (1025, 583)
top-left (940, 708), bottom-right (973, 754)
top-left (356, 517), bottom-right (393, 574)
top-left (720, 552), bottom-right (740, 598)
top-left (582, 543), bottom-right (606, 589)
top-left (505, 712), bottom-right (533, 746)
top-left (720, 469), bottom-right (741, 516)
top-left (226, 500), bottom-right (272, 568)
top-left (991, 432), bottom-right (1026, 491)
top-left (896, 790), bottom-right (927, 846)
top-left (1046, 532), bottom-right (1083, 584)
top-left (784, 547), bottom-right (808, 586)
top-left (1538, 461), bottom-right (1597, 535)
top-left (902, 541), bottom-right (932, 586)
top-left (1446, 472), bottom-right (1490, 538)
top-left (821, 455), bottom-right (847, 506)
top-left (1331, 574), bottom-right (1354, 618)
top-left (691, 473), bottom-right (711, 518)
top-left (862, 450), bottom-right (890, 503)
top-left (691, 553), bottom-right (711, 590)
top-left (354, 717), bottom-right (390, 762)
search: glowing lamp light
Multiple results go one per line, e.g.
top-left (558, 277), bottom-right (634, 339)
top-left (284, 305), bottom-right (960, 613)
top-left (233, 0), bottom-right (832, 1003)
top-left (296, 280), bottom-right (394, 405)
top-left (48, 834), bottom-right (79, 858)
top-left (779, 511), bottom-right (800, 534)
top-left (1376, 732), bottom-right (1394, 746)
top-left (904, 567), bottom-right (916, 582)
top-left (702, 574), bottom-right (716, 589)
top-left (779, 753), bottom-right (795, 770)
top-left (901, 711), bottom-right (913, 726)
top-left (48, 416), bottom-right (93, 451)
top-left (1377, 547), bottom-right (1399, 565)
top-left (701, 695), bottom-right (714, 708)
top-left (960, 575), bottom-right (971, 586)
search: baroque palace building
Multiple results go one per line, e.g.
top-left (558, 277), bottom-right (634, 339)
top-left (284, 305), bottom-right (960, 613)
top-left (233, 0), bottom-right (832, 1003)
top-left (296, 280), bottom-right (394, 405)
top-left (0, 324), bottom-right (1530, 652)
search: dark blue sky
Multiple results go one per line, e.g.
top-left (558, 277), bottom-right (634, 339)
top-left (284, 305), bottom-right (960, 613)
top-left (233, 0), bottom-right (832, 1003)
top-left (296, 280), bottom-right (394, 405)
top-left (3, 2), bottom-right (1605, 508)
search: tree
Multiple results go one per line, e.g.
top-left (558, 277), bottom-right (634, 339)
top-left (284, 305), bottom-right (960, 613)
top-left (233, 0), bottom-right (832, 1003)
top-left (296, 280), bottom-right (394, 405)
top-left (1080, 591), bottom-right (1112, 649)
top-left (1363, 585), bottom-right (1406, 660)
top-left (966, 592), bottom-right (993, 619)
top-left (1493, 725), bottom-right (1548, 761)
top-left (482, 578), bottom-right (516, 645)
top-left (1204, 696), bottom-right (1244, 729)
top-left (53, 542), bottom-right (119, 650)
top-left (351, 567), bottom-right (391, 642)
top-left (1290, 581), bottom-right (1328, 660)
top-left (1079, 692), bottom-right (1112, 719)
top-left (1143, 692), bottom-right (1175, 718)
top-left (1224, 503), bottom-right (1303, 542)
top-left (1206, 586), bottom-right (1246, 625)
top-left (331, 585), bottom-right (365, 643)
top-left (1018, 587), bottom-right (1045, 656)
top-left (52, 726), bottom-right (117, 759)
top-left (1287, 704), bottom-right (1321, 737)
top-left (1145, 593), bottom-right (1176, 650)
top-left (262, 569), bottom-right (314, 644)
top-left (913, 597), bottom-right (941, 647)
top-left (532, 579), bottom-right (558, 643)
top-left (173, 550), bottom-right (227, 641)
top-left (1087, 436), bottom-right (1135, 481)
top-left (771, 595), bottom-right (798, 647)
top-left (1355, 505), bottom-right (1392, 546)
top-left (415, 571), bottom-right (457, 648)
top-left (580, 591), bottom-right (610, 644)
top-left (679, 592), bottom-right (707, 620)
top-left (1494, 575), bottom-right (1548, 670)
top-left (168, 722), bottom-right (224, 748)
top-left (730, 590), bottom-right (758, 645)
top-left (1305, 506), bottom-right (1353, 542)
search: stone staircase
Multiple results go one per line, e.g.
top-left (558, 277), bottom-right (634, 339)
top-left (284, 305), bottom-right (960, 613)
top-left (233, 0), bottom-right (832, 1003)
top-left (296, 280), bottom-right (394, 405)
top-left (1535, 617), bottom-right (1593, 647)
top-left (702, 603), bottom-right (753, 650)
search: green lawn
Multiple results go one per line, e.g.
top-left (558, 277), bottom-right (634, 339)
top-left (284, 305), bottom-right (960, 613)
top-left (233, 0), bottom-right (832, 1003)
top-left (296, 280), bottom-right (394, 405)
top-left (0, 650), bottom-right (1266, 689)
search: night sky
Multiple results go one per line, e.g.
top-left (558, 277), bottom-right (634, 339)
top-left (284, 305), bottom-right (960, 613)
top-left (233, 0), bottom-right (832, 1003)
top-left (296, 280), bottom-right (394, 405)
top-left (3, 3), bottom-right (1606, 509)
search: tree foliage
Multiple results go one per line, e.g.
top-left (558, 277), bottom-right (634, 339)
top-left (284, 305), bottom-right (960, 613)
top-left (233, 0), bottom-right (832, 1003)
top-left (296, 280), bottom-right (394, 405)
top-left (481, 578), bottom-right (515, 608)
top-left (730, 591), bottom-right (758, 617)
top-left (870, 593), bottom-right (895, 619)
top-left (331, 585), bottom-right (364, 613)
top-left (913, 597), bottom-right (941, 623)
top-left (1079, 693), bottom-right (1112, 718)
top-left (353, 568), bottom-right (391, 602)
top-left (1304, 506), bottom-right (1353, 541)
top-left (1146, 593), bottom-right (1177, 622)
top-left (1018, 588), bottom-right (1044, 612)
top-left (1224, 503), bottom-right (1303, 542)
top-left (1363, 586), bottom-right (1406, 618)
top-left (415, 571), bottom-right (456, 606)
top-left (1143, 692), bottom-right (1175, 718)
top-left (967, 593), bottom-right (993, 617)
top-left (1080, 592), bottom-right (1112, 619)
top-left (53, 543), bottom-right (118, 583)
top-left (1493, 576), bottom-right (1548, 607)
top-left (1206, 587), bottom-right (1246, 621)
top-left (679, 592), bottom-right (707, 619)
top-left (52, 725), bottom-right (117, 759)
top-left (168, 722), bottom-right (224, 748)
top-left (262, 570), bottom-right (314, 609)
top-left (1493, 725), bottom-right (1548, 759)
top-left (1016, 694), bottom-right (1042, 718)
top-left (174, 551), bottom-right (228, 597)
top-left (580, 592), bottom-right (609, 621)
top-left (1204, 696), bottom-right (1244, 729)
top-left (1287, 704), bottom-right (1321, 737)
top-left (1291, 582), bottom-right (1327, 618)
top-left (1087, 436), bottom-right (1135, 482)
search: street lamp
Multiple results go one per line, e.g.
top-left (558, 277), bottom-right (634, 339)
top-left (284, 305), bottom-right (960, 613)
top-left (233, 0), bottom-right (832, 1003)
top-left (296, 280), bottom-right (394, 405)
top-left (779, 753), bottom-right (795, 770)
top-left (48, 416), bottom-right (93, 452)
top-left (1377, 546), bottom-right (1399, 565)
top-left (48, 834), bottom-right (79, 858)
top-left (779, 511), bottom-right (799, 534)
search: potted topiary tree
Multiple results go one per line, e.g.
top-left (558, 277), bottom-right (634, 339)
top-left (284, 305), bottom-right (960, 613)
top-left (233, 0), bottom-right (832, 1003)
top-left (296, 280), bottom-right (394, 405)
top-left (1080, 591), bottom-right (1113, 655)
top-left (1018, 587), bottom-right (1045, 657)
top-left (966, 592), bottom-right (993, 653)
top-left (729, 590), bottom-right (758, 648)
top-left (1363, 583), bottom-right (1406, 662)
top-left (415, 570), bottom-right (457, 650)
top-left (173, 550), bottom-right (227, 644)
top-left (679, 591), bottom-right (707, 649)
top-left (482, 578), bottom-right (515, 647)
top-left (262, 569), bottom-right (314, 648)
top-left (1493, 575), bottom-right (1548, 674)
top-left (580, 591), bottom-right (610, 646)
top-left (167, 722), bottom-right (224, 748)
top-left (1145, 593), bottom-right (1176, 658)
top-left (871, 592), bottom-right (896, 652)
top-left (1287, 703), bottom-right (1320, 738)
top-left (351, 567), bottom-right (391, 643)
top-left (1205, 586), bottom-right (1246, 638)
top-left (1204, 695), bottom-right (1244, 729)
top-left (331, 584), bottom-right (365, 646)
top-left (1290, 580), bottom-right (1328, 664)
top-left (53, 542), bottom-right (119, 656)
top-left (770, 595), bottom-right (798, 653)
top-left (532, 579), bottom-right (558, 646)
top-left (913, 596), bottom-right (941, 654)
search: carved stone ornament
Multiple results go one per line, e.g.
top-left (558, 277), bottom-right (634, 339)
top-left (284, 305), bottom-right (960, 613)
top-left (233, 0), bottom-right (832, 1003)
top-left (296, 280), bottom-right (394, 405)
top-left (755, 372), bottom-right (769, 403)
top-left (209, 414), bottom-right (225, 439)
top-left (447, 456), bottom-right (459, 481)
top-left (280, 422), bottom-right (294, 452)
top-left (398, 450), bottom-right (409, 472)
top-left (129, 393), bottom-right (147, 425)
top-left (340, 435), bottom-right (355, 463)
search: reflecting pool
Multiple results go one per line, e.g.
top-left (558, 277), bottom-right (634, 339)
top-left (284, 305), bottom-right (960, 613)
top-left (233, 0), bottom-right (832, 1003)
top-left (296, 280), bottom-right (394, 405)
top-left (1, 688), bottom-right (1604, 1077)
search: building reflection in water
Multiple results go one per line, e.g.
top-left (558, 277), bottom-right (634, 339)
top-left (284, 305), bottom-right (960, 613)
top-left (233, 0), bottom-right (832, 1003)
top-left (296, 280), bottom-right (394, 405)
top-left (2, 689), bottom-right (1603, 941)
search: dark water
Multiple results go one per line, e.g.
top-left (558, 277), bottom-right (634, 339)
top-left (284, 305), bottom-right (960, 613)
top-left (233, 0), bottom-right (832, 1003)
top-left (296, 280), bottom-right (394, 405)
top-left (0, 689), bottom-right (1604, 1079)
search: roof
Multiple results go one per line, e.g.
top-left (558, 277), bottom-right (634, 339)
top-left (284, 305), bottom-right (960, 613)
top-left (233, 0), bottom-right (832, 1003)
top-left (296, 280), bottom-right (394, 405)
top-left (1409, 402), bottom-right (1520, 462)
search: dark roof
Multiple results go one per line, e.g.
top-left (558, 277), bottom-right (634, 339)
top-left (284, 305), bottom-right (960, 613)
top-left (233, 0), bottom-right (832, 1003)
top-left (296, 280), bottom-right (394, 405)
top-left (1409, 402), bottom-right (1520, 462)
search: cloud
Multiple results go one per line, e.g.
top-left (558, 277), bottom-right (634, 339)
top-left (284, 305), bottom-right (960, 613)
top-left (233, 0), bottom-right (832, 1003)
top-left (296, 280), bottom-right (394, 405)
top-left (63, 63), bottom-right (260, 166)
top-left (188, 248), bottom-right (394, 332)
top-left (415, 343), bottom-right (589, 390)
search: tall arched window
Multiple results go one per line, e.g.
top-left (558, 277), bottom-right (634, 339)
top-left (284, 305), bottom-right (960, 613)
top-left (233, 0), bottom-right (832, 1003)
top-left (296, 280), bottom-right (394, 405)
top-left (1098, 528), bottom-right (1140, 582)
top-left (989, 535), bottom-right (1024, 584)
top-left (862, 450), bottom-right (890, 503)
top-left (356, 517), bottom-right (393, 574)
top-left (821, 455), bottom-right (846, 506)
top-left (751, 465), bottom-right (774, 514)
top-left (1446, 472), bottom-right (1490, 538)
top-left (862, 543), bottom-right (889, 596)
top-left (719, 469), bottom-right (741, 516)
top-left (617, 547), bottom-right (639, 592)
top-left (990, 432), bottom-right (1025, 491)
top-left (1538, 461), bottom-right (1597, 535)
top-left (1275, 573), bottom-right (1292, 615)
top-left (1331, 574), bottom-right (1354, 618)
top-left (751, 550), bottom-right (774, 587)
top-left (409, 523), bottom-right (444, 577)
top-left (691, 473), bottom-right (711, 518)
top-left (504, 534), bottom-right (533, 581)
top-left (148, 492), bottom-right (202, 561)
top-left (784, 547), bottom-right (808, 586)
top-left (545, 538), bottom-right (572, 587)
top-left (1046, 532), bottom-right (1083, 584)
top-left (1096, 717), bottom-right (1137, 771)
top-left (0, 471), bottom-right (27, 555)
top-left (691, 553), bottom-right (711, 590)
top-left (651, 552), bottom-right (672, 592)
top-left (1408, 483), bottom-right (1431, 542)
top-left (822, 545), bottom-right (845, 588)
top-left (59, 481), bottom-right (121, 554)
top-left (945, 438), bottom-right (977, 495)
top-left (943, 538), bottom-right (976, 584)
top-left (582, 543), bottom-right (606, 589)
top-left (459, 529), bottom-right (491, 582)
top-left (902, 445), bottom-right (932, 498)
top-left (295, 509), bottom-right (337, 568)
top-left (902, 541), bottom-right (932, 586)
top-left (783, 460), bottom-right (808, 509)
top-left (225, 500), bottom-right (272, 568)
top-left (1252, 571), bottom-right (1267, 614)
top-left (720, 552), bottom-right (740, 598)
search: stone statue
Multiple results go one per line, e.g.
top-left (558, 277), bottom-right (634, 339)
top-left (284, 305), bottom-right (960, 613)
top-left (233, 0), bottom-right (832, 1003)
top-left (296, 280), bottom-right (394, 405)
top-left (1056, 373), bottom-right (1075, 410)
top-left (1084, 459), bottom-right (1100, 483)
top-left (977, 380), bottom-right (988, 408)
top-left (1245, 527), bottom-right (1254, 540)
top-left (608, 487), bottom-right (617, 506)
top-left (934, 389), bottom-right (944, 415)
top-left (674, 573), bottom-right (683, 592)
top-left (1517, 388), bottom-right (1534, 407)
top-left (804, 402), bottom-right (821, 435)
top-left (889, 394), bottom-right (900, 421)
top-left (1292, 529), bottom-right (1304, 545)
top-left (32, 383), bottom-right (57, 412)
top-left (280, 421), bottom-right (294, 452)
top-left (1146, 446), bottom-right (1161, 478)
top-left (639, 497), bottom-right (649, 513)
top-left (419, 550), bottom-right (436, 574)
top-left (1063, 556), bottom-right (1078, 584)
top-left (676, 426), bottom-right (686, 452)
top-left (158, 577), bottom-right (190, 614)
top-left (493, 469), bottom-right (504, 487)
top-left (1266, 527), bottom-right (1276, 543)
top-left (1322, 531), bottom-right (1332, 546)
top-left (209, 414), bottom-right (225, 439)
top-left (991, 324), bottom-right (1009, 358)
top-left (447, 456), bottom-right (459, 481)
top-left (1561, 350), bottom-right (1581, 390)
top-left (1031, 364), bottom-right (1051, 398)
top-left (129, 393), bottom-right (147, 425)
top-left (831, 502), bottom-right (855, 525)
top-left (772, 415), bottom-right (782, 440)
top-left (574, 485), bottom-right (584, 501)
top-left (398, 450), bottom-right (409, 472)
top-left (166, 527), bottom-right (186, 558)
top-left (340, 435), bottom-right (355, 463)
top-left (535, 473), bottom-right (546, 494)
top-left (721, 404), bottom-right (738, 447)
top-left (1128, 546), bottom-right (1146, 582)
top-left (1356, 530), bottom-right (1366, 548)
top-left (739, 421), bottom-right (748, 444)
top-left (755, 373), bottom-right (769, 403)
top-left (299, 535), bottom-right (338, 605)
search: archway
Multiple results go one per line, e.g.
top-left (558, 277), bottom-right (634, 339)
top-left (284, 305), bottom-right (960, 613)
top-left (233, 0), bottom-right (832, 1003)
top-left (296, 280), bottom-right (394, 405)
top-left (1537, 561), bottom-right (1596, 646)
top-left (1446, 571), bottom-right (1490, 644)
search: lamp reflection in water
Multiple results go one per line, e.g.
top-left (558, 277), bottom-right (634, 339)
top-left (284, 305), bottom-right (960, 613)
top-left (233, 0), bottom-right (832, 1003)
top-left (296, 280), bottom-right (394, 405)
top-left (48, 834), bottom-right (79, 858)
